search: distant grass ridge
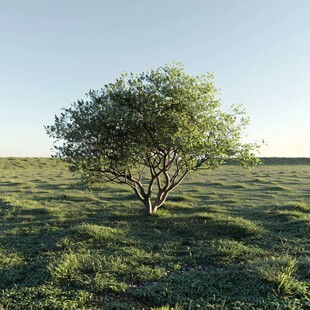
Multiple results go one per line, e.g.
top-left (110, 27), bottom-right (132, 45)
top-left (0, 158), bottom-right (309, 309)
top-left (260, 157), bottom-right (310, 165)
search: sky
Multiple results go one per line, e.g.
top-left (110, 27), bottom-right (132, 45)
top-left (1, 0), bottom-right (309, 157)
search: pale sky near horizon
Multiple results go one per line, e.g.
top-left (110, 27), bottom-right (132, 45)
top-left (1, 0), bottom-right (309, 157)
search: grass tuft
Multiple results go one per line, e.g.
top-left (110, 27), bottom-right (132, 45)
top-left (258, 255), bottom-right (310, 298)
top-left (196, 213), bottom-right (266, 238)
top-left (72, 223), bottom-right (125, 242)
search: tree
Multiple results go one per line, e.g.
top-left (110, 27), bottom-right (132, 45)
top-left (46, 62), bottom-right (260, 216)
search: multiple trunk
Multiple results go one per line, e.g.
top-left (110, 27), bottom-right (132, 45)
top-left (129, 165), bottom-right (190, 216)
top-left (94, 150), bottom-right (190, 216)
top-left (143, 192), bottom-right (169, 216)
top-left (123, 151), bottom-right (191, 215)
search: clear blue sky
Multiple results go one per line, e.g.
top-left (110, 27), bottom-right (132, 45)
top-left (1, 0), bottom-right (309, 157)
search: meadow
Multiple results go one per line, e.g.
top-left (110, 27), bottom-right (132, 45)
top-left (0, 158), bottom-right (309, 309)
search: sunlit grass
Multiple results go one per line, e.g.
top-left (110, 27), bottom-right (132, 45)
top-left (0, 158), bottom-right (309, 309)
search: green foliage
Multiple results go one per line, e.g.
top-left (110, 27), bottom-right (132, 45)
top-left (46, 62), bottom-right (260, 214)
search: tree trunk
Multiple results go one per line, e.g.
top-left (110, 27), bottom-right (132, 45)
top-left (143, 196), bottom-right (168, 216)
top-left (144, 198), bottom-right (153, 216)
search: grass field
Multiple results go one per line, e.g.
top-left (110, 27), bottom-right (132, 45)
top-left (0, 158), bottom-right (309, 309)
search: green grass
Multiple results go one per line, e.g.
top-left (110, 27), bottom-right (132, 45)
top-left (0, 158), bottom-right (309, 309)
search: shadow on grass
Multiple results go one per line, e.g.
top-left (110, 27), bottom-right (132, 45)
top-left (33, 183), bottom-right (68, 191)
top-left (0, 194), bottom-right (263, 284)
top-left (0, 182), bottom-right (23, 187)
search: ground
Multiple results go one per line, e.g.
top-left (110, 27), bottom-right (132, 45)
top-left (0, 158), bottom-right (309, 309)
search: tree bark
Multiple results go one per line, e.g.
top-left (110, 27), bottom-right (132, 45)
top-left (144, 198), bottom-right (153, 216)
top-left (143, 194), bottom-right (169, 216)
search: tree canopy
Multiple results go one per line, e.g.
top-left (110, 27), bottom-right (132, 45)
top-left (46, 62), bottom-right (260, 215)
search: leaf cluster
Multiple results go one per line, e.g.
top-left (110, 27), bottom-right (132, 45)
top-left (46, 62), bottom-right (259, 183)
